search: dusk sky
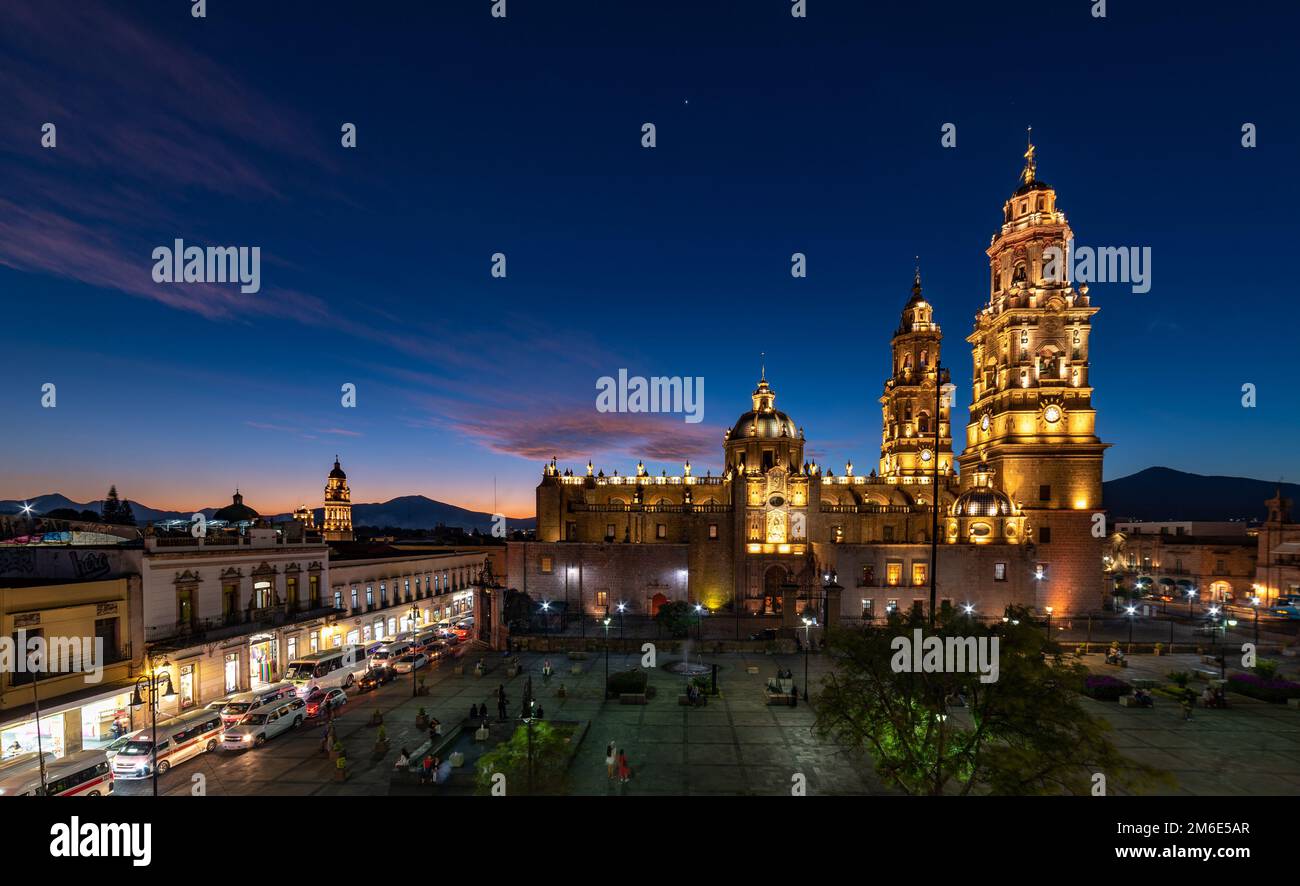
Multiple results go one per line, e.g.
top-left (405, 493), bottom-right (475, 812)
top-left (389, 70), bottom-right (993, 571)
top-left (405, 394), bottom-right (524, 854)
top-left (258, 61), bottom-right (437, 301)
top-left (2, 1), bottom-right (1296, 519)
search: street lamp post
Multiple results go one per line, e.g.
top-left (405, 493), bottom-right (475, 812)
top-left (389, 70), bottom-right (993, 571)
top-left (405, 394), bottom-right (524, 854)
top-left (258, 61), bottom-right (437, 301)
top-left (800, 617), bottom-right (815, 702)
top-left (410, 604), bottom-right (420, 698)
top-left (1045, 606), bottom-right (1053, 640)
top-left (129, 657), bottom-right (176, 798)
top-left (1187, 588), bottom-right (1196, 619)
top-left (1252, 596), bottom-right (1261, 646)
top-left (602, 617), bottom-right (611, 689)
top-left (694, 604), bottom-right (704, 642)
top-left (617, 602), bottom-right (626, 656)
top-left (1125, 606), bottom-right (1136, 650)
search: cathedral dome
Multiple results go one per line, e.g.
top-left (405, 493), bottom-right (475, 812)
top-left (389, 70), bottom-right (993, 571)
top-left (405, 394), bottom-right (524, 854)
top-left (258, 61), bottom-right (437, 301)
top-left (214, 490), bottom-right (259, 523)
top-left (951, 486), bottom-right (1012, 518)
top-left (729, 376), bottom-right (798, 440)
top-left (329, 458), bottom-right (347, 480)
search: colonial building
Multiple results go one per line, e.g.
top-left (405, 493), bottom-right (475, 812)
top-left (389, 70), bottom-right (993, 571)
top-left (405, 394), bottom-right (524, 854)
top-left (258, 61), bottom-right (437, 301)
top-left (323, 457), bottom-right (354, 542)
top-left (1106, 522), bottom-right (1257, 604)
top-left (510, 143), bottom-right (1108, 621)
top-left (1255, 489), bottom-right (1300, 604)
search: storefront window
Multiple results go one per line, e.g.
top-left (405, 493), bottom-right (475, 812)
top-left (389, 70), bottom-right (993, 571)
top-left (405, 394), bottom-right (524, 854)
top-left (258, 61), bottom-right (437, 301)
top-left (224, 653), bottom-right (240, 693)
top-left (178, 664), bottom-right (196, 709)
top-left (249, 633), bottom-right (278, 688)
top-left (2, 716), bottom-right (65, 759)
top-left (310, 630), bottom-right (319, 653)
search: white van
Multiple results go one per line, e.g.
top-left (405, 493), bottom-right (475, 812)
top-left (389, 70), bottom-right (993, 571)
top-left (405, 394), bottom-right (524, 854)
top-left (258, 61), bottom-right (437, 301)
top-left (221, 697), bottom-right (307, 749)
top-left (284, 645), bottom-right (369, 695)
top-left (112, 709), bottom-right (224, 779)
top-left (370, 640), bottom-right (412, 671)
top-left (219, 683), bottom-right (300, 727)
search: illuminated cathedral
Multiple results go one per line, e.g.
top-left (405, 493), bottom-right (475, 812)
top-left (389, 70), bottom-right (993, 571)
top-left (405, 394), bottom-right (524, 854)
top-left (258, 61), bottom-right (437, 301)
top-left (509, 143), bottom-right (1107, 622)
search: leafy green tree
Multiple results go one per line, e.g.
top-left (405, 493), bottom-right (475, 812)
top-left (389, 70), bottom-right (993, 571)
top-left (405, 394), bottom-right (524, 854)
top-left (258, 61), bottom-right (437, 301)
top-left (475, 721), bottom-right (570, 795)
top-left (812, 605), bottom-right (1169, 796)
top-left (655, 600), bottom-right (696, 638)
top-left (117, 498), bottom-right (136, 526)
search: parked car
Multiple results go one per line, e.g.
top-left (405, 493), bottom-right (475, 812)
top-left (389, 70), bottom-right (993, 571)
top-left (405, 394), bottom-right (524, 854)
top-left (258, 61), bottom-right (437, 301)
top-left (357, 667), bottom-right (394, 692)
top-left (304, 687), bottom-right (348, 718)
top-left (221, 698), bottom-right (308, 749)
top-left (392, 653), bottom-right (429, 674)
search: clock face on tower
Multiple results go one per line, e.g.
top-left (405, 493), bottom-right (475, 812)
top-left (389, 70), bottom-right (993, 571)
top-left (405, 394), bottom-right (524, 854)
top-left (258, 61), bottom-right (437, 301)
top-left (980, 413), bottom-right (990, 432)
top-left (920, 449), bottom-right (933, 463)
top-left (1044, 405), bottom-right (1062, 424)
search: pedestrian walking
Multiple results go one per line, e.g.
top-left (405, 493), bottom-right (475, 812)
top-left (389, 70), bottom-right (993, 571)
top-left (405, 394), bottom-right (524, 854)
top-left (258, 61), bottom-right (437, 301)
top-left (497, 697), bottom-right (507, 720)
top-left (617, 749), bottom-right (631, 784)
top-left (469, 703), bottom-right (479, 720)
top-left (605, 741), bottom-right (616, 779)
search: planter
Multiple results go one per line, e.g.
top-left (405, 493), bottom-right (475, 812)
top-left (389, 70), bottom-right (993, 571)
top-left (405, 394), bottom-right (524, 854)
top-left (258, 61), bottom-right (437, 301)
top-left (368, 711), bottom-right (383, 727)
top-left (334, 768), bottom-right (348, 782)
top-left (372, 741), bottom-right (389, 759)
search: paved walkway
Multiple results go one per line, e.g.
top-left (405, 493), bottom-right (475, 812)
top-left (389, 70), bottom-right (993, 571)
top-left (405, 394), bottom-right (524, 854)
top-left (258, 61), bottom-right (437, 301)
top-left (1079, 652), bottom-right (1300, 796)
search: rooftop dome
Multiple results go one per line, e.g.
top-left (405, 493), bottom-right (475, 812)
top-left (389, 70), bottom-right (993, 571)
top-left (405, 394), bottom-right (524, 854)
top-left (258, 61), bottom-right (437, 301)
top-left (729, 374), bottom-right (799, 441)
top-left (213, 490), bottom-right (259, 523)
top-left (952, 487), bottom-right (1013, 518)
top-left (329, 457), bottom-right (347, 480)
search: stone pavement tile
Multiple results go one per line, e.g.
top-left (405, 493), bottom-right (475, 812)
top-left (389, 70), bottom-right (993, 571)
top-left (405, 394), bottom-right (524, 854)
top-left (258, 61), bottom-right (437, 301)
top-left (733, 726), bottom-right (788, 744)
top-left (687, 743), bottom-right (742, 765)
top-left (632, 743), bottom-right (685, 766)
top-left (683, 710), bottom-right (732, 725)
top-left (740, 766), bottom-right (801, 795)
top-left (739, 744), bottom-right (798, 767)
top-left (685, 725), bottom-right (736, 743)
top-left (729, 711), bottom-right (778, 726)
top-left (685, 765), bottom-right (747, 794)
top-left (1106, 731), bottom-right (1156, 749)
top-left (1132, 729), bottom-right (1220, 750)
top-left (642, 711), bottom-right (686, 726)
top-left (639, 725), bottom-right (687, 743)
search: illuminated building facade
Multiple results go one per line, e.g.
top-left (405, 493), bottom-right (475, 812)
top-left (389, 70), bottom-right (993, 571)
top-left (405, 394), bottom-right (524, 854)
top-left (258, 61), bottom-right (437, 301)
top-left (510, 145), bottom-right (1108, 620)
top-left (322, 457), bottom-right (354, 542)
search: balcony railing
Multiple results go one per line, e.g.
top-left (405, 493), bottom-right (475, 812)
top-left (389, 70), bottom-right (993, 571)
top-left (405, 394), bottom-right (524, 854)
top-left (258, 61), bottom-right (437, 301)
top-left (148, 604), bottom-right (343, 645)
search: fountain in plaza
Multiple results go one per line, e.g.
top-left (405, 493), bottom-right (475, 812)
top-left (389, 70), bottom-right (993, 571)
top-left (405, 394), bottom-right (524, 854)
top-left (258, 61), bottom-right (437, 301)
top-left (665, 639), bottom-right (711, 676)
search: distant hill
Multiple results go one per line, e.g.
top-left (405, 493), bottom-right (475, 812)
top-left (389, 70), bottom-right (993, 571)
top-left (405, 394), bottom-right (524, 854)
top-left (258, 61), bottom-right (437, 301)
top-left (2, 493), bottom-right (534, 533)
top-left (295, 496), bottom-right (536, 534)
top-left (1103, 467), bottom-right (1297, 522)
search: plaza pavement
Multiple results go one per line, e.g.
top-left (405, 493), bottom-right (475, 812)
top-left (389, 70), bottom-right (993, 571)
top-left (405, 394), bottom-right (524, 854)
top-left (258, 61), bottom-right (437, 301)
top-left (115, 647), bottom-right (1300, 796)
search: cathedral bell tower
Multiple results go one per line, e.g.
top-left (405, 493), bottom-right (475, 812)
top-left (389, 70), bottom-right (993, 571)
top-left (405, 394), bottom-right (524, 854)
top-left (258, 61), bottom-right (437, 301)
top-left (879, 270), bottom-right (954, 483)
top-left (959, 136), bottom-right (1108, 611)
top-left (323, 456), bottom-right (354, 542)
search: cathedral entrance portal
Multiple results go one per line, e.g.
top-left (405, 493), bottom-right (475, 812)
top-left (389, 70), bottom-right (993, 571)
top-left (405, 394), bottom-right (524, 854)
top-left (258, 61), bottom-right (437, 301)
top-left (762, 566), bottom-right (788, 616)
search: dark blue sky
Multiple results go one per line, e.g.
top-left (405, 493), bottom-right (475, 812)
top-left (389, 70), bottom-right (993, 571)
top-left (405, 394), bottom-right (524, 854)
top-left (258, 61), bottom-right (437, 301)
top-left (2, 0), bottom-right (1297, 516)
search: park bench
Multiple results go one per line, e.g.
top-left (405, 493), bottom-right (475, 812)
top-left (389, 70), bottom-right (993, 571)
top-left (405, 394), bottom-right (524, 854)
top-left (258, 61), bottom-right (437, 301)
top-left (765, 691), bottom-right (796, 706)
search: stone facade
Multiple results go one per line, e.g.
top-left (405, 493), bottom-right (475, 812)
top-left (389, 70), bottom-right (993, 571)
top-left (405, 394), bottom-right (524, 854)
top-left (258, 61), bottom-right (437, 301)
top-left (513, 144), bottom-right (1108, 619)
